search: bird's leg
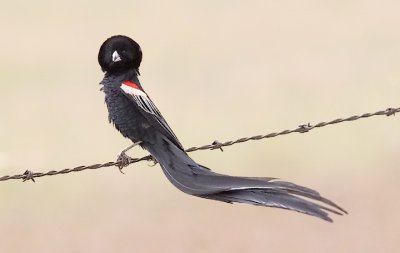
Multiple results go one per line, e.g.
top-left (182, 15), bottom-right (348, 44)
top-left (116, 141), bottom-right (142, 173)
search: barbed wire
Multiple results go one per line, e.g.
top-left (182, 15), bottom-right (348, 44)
top-left (0, 107), bottom-right (398, 183)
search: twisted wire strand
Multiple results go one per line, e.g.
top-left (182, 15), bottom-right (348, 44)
top-left (0, 107), bottom-right (398, 182)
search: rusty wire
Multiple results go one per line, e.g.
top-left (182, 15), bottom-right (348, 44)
top-left (0, 106), bottom-right (398, 182)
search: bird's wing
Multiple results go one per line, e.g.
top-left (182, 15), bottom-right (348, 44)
top-left (119, 80), bottom-right (184, 150)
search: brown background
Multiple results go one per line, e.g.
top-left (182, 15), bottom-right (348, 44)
top-left (1, 1), bottom-right (399, 252)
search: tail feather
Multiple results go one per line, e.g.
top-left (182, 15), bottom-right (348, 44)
top-left (143, 134), bottom-right (346, 222)
top-left (203, 191), bottom-right (337, 222)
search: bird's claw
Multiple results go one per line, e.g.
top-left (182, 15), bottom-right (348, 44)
top-left (148, 156), bottom-right (158, 167)
top-left (116, 152), bottom-right (132, 173)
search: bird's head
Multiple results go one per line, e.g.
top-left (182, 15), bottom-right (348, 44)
top-left (98, 35), bottom-right (142, 74)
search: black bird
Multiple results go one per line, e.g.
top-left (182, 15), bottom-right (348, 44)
top-left (98, 35), bottom-right (346, 222)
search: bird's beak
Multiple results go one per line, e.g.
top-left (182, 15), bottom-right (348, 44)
top-left (112, 51), bottom-right (122, 62)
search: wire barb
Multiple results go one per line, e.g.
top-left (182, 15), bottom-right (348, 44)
top-left (0, 106), bottom-right (398, 183)
top-left (298, 123), bottom-right (313, 133)
top-left (211, 140), bottom-right (224, 152)
top-left (22, 170), bottom-right (35, 182)
top-left (385, 108), bottom-right (396, 116)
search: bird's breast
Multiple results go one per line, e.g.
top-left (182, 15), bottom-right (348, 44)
top-left (103, 87), bottom-right (147, 142)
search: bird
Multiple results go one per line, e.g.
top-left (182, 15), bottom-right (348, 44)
top-left (98, 35), bottom-right (346, 222)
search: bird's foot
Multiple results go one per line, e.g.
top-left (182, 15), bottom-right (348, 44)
top-left (148, 156), bottom-right (158, 167)
top-left (116, 152), bottom-right (132, 173)
top-left (115, 141), bottom-right (143, 173)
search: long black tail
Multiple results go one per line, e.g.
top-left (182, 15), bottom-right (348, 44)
top-left (143, 134), bottom-right (347, 222)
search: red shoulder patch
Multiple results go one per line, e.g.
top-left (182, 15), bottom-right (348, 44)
top-left (122, 81), bottom-right (141, 90)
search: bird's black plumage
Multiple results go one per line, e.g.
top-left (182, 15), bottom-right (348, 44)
top-left (98, 35), bottom-right (346, 222)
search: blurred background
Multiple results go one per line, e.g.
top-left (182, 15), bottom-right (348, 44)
top-left (0, 0), bottom-right (399, 252)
